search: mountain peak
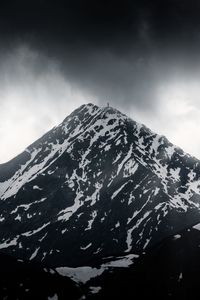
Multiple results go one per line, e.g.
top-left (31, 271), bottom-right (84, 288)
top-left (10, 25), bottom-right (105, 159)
top-left (62, 102), bottom-right (128, 132)
top-left (72, 102), bottom-right (125, 118)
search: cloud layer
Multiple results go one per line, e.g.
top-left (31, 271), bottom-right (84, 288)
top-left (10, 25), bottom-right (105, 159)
top-left (1, 1), bottom-right (200, 161)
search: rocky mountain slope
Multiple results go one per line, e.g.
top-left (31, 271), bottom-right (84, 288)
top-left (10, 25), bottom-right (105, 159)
top-left (0, 103), bottom-right (200, 270)
top-left (83, 222), bottom-right (200, 300)
top-left (1, 222), bottom-right (200, 299)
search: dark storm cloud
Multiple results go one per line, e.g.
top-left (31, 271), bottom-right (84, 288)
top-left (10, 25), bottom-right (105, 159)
top-left (2, 1), bottom-right (200, 162)
top-left (1, 0), bottom-right (200, 111)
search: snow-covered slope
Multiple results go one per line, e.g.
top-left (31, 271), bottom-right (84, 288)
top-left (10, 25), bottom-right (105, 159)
top-left (0, 103), bottom-right (200, 266)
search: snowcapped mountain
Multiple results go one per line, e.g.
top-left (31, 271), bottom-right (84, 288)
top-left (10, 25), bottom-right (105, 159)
top-left (0, 103), bottom-right (200, 270)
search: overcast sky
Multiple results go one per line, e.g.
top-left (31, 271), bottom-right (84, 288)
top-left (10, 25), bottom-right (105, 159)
top-left (1, 0), bottom-right (200, 163)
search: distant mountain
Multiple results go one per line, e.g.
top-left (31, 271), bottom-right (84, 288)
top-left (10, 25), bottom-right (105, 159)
top-left (1, 103), bottom-right (200, 299)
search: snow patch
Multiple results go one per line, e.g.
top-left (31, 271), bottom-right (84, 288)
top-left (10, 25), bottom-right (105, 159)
top-left (33, 185), bottom-right (42, 190)
top-left (30, 247), bottom-right (40, 260)
top-left (0, 236), bottom-right (19, 249)
top-left (81, 243), bottom-right (92, 250)
top-left (56, 254), bottom-right (138, 284)
top-left (22, 223), bottom-right (50, 237)
top-left (173, 234), bottom-right (181, 240)
top-left (48, 294), bottom-right (58, 300)
top-left (56, 266), bottom-right (104, 284)
top-left (193, 223), bottom-right (200, 231)
top-left (90, 286), bottom-right (102, 294)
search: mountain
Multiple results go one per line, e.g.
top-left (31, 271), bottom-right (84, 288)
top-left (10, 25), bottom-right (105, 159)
top-left (1, 103), bottom-right (200, 299)
top-left (1, 103), bottom-right (200, 270)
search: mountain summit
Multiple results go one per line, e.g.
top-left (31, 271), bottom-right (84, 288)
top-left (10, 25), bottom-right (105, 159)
top-left (0, 103), bottom-right (200, 269)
